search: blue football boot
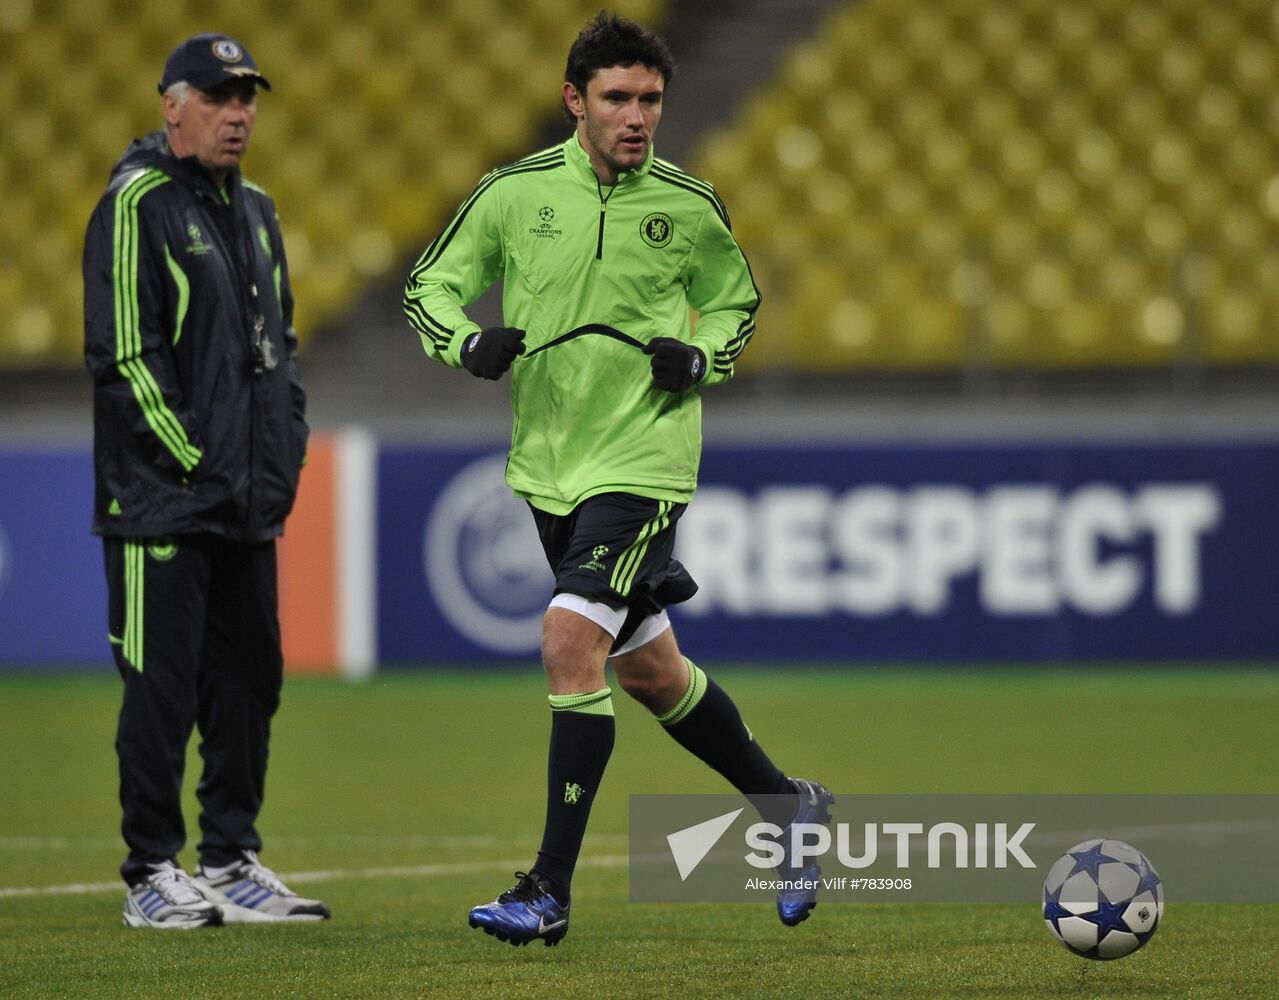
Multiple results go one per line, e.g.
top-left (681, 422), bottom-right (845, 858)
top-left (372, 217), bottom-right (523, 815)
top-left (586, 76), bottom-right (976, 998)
top-left (468, 871), bottom-right (569, 947)
top-left (777, 778), bottom-right (836, 926)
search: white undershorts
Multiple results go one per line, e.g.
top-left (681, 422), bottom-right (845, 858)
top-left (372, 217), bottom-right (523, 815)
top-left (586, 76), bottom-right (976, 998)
top-left (548, 593), bottom-right (672, 658)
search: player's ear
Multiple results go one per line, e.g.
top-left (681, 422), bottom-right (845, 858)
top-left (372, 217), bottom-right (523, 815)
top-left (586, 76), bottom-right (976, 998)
top-left (562, 82), bottom-right (585, 121)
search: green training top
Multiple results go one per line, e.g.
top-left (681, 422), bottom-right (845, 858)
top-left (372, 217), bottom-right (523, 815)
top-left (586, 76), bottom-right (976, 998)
top-left (403, 134), bottom-right (760, 515)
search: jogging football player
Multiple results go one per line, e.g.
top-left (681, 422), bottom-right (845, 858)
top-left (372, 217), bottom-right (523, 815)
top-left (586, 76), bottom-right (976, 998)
top-left (404, 12), bottom-right (832, 946)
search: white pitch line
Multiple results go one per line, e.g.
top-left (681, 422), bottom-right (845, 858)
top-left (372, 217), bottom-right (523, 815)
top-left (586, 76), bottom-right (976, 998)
top-left (0, 837), bottom-right (107, 850)
top-left (0, 833), bottom-right (629, 851)
top-left (0, 854), bottom-right (632, 900)
top-left (0, 880), bottom-right (123, 898)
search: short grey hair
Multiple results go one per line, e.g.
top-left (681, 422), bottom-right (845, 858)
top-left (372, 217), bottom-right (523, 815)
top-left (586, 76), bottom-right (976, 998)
top-left (164, 81), bottom-right (191, 106)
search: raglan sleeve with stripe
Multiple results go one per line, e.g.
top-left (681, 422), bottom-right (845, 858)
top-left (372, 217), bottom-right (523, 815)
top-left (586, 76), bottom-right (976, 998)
top-left (83, 176), bottom-right (204, 476)
top-left (683, 198), bottom-right (761, 387)
top-left (402, 171), bottom-right (506, 369)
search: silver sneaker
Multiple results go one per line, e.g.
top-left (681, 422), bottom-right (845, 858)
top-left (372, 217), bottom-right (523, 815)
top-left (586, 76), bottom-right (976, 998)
top-left (194, 850), bottom-right (330, 922)
top-left (123, 861), bottom-right (224, 929)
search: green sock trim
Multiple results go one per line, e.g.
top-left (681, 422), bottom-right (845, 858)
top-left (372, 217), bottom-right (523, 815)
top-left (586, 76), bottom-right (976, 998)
top-left (549, 687), bottom-right (614, 716)
top-left (657, 659), bottom-right (707, 726)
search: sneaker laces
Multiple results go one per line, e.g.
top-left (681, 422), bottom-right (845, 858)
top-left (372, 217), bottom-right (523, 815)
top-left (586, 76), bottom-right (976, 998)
top-left (235, 850), bottom-right (293, 896)
top-left (147, 862), bottom-right (206, 906)
top-left (500, 871), bottom-right (549, 904)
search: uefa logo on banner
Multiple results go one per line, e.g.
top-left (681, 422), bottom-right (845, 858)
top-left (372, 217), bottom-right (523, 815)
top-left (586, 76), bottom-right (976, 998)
top-left (422, 454), bottom-right (551, 653)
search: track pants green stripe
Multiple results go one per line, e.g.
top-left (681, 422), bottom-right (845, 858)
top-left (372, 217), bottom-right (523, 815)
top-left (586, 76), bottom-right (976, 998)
top-left (123, 541), bottom-right (144, 672)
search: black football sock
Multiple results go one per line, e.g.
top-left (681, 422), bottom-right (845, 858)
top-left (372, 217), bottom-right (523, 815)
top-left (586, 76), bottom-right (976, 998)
top-left (531, 687), bottom-right (615, 906)
top-left (657, 659), bottom-right (797, 828)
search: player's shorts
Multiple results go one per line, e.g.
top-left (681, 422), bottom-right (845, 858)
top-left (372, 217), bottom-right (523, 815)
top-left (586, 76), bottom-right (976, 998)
top-left (530, 492), bottom-right (699, 650)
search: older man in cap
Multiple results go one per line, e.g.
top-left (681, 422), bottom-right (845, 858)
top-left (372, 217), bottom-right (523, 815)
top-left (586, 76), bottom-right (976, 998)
top-left (83, 33), bottom-right (326, 927)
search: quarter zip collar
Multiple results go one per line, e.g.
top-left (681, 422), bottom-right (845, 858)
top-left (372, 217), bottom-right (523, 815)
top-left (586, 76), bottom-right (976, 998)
top-left (173, 152), bottom-right (242, 206)
top-left (110, 131), bottom-right (241, 203)
top-left (564, 132), bottom-right (654, 192)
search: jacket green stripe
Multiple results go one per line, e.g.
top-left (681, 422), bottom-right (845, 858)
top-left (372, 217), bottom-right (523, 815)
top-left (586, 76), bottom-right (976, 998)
top-left (119, 357), bottom-right (200, 470)
top-left (118, 351), bottom-right (202, 472)
top-left (163, 244), bottom-right (190, 345)
top-left (113, 170), bottom-right (167, 360)
top-left (115, 173), bottom-right (200, 467)
top-left (111, 170), bottom-right (202, 473)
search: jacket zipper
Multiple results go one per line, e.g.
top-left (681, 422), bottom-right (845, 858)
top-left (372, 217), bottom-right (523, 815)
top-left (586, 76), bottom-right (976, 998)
top-left (203, 178), bottom-right (263, 522)
top-left (595, 177), bottom-right (616, 260)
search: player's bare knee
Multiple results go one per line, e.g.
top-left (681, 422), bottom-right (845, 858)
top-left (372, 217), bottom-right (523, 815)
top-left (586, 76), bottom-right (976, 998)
top-left (541, 602), bottom-right (615, 691)
top-left (540, 624), bottom-right (574, 673)
top-left (614, 651), bottom-right (687, 713)
top-left (615, 669), bottom-right (664, 708)
top-left (541, 628), bottom-right (593, 686)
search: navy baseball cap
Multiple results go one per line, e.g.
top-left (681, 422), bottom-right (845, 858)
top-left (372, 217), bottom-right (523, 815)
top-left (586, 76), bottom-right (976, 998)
top-left (158, 33), bottom-right (272, 95)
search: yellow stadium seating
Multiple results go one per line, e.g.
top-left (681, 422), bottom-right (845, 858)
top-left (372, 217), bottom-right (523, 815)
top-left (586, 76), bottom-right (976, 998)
top-left (5, 0), bottom-right (1276, 372)
top-left (693, 0), bottom-right (1278, 371)
top-left (0, 0), bottom-right (666, 364)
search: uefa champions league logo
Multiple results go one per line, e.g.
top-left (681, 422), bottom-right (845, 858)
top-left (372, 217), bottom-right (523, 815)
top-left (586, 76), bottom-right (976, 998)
top-left (423, 454), bottom-right (551, 653)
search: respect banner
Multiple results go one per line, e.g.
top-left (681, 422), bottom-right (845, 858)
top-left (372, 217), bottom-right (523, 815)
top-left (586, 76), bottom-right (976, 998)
top-left (375, 441), bottom-right (1279, 663)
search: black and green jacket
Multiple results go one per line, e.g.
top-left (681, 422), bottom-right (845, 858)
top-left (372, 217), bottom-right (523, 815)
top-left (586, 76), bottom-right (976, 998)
top-left (83, 132), bottom-right (307, 540)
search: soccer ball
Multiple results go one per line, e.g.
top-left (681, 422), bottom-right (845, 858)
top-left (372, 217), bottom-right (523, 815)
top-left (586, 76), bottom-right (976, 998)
top-left (1042, 839), bottom-right (1163, 960)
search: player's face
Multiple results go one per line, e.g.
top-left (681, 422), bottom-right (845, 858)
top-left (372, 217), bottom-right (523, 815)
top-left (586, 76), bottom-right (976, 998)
top-left (566, 64), bottom-right (664, 185)
top-left (164, 79), bottom-right (257, 175)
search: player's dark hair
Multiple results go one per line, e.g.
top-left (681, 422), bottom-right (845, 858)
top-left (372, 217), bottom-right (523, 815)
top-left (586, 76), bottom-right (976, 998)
top-left (562, 11), bottom-right (675, 123)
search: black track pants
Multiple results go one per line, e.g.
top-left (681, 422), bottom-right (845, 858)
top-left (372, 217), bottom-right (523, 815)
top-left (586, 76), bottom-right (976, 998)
top-left (104, 535), bottom-right (283, 886)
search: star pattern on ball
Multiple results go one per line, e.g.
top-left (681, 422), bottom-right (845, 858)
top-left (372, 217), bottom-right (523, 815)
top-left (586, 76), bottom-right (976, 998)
top-left (1133, 859), bottom-right (1162, 900)
top-left (1065, 842), bottom-right (1113, 883)
top-left (1080, 893), bottom-right (1132, 940)
top-left (1042, 883), bottom-right (1072, 930)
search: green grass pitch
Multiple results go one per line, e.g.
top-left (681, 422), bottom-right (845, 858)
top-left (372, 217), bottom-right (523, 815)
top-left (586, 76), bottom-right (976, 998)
top-left (0, 667), bottom-right (1275, 998)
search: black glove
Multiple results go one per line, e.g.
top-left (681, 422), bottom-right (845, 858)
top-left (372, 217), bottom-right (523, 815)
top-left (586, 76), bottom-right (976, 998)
top-left (643, 337), bottom-right (706, 392)
top-left (460, 327), bottom-right (526, 380)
